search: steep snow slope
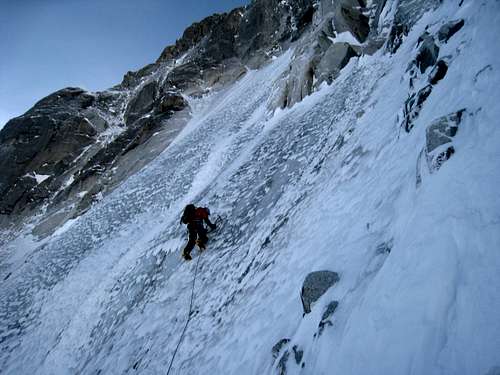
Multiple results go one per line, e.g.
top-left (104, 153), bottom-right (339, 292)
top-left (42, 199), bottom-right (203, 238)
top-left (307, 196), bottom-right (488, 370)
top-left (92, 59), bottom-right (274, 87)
top-left (1, 1), bottom-right (500, 374)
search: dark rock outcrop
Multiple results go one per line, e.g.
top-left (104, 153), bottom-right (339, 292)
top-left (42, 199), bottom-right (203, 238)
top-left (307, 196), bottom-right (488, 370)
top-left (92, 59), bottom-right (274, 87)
top-left (437, 19), bottom-right (464, 43)
top-left (273, 341), bottom-right (305, 374)
top-left (301, 271), bottom-right (340, 314)
top-left (335, 0), bottom-right (370, 42)
top-left (314, 42), bottom-right (359, 85)
top-left (317, 300), bottom-right (339, 336)
top-left (415, 32), bottom-right (439, 74)
top-left (375, 241), bottom-right (393, 254)
top-left (428, 60), bottom-right (448, 85)
top-left (124, 83), bottom-right (187, 126)
top-left (121, 63), bottom-right (158, 89)
top-left (402, 84), bottom-right (433, 132)
top-left (272, 338), bottom-right (291, 360)
top-left (125, 81), bottom-right (158, 125)
top-left (387, 20), bottom-right (409, 53)
top-left (237, 0), bottom-right (316, 62)
top-left (386, 0), bottom-right (442, 53)
top-left (158, 91), bottom-right (188, 113)
top-left (277, 349), bottom-right (290, 375)
top-left (292, 345), bottom-right (304, 365)
top-left (425, 109), bottom-right (465, 172)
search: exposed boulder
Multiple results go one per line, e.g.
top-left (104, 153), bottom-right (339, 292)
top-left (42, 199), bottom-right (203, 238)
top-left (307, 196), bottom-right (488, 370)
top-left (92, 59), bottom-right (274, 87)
top-left (425, 109), bottom-right (465, 172)
top-left (428, 60), bottom-right (448, 85)
top-left (415, 32), bottom-right (440, 74)
top-left (314, 42), bottom-right (359, 85)
top-left (301, 270), bottom-right (340, 314)
top-left (437, 19), bottom-right (465, 43)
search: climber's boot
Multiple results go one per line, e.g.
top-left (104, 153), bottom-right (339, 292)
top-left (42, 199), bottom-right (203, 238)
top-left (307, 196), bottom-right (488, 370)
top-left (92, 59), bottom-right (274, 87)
top-left (182, 250), bottom-right (192, 261)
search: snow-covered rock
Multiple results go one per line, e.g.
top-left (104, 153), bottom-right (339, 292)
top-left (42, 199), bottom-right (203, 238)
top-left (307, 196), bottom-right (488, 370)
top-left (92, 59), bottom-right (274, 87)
top-left (300, 270), bottom-right (340, 314)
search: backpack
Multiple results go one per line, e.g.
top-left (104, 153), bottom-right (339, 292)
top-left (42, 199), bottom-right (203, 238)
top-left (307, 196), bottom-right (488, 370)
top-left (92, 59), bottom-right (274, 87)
top-left (195, 207), bottom-right (210, 220)
top-left (181, 204), bottom-right (196, 224)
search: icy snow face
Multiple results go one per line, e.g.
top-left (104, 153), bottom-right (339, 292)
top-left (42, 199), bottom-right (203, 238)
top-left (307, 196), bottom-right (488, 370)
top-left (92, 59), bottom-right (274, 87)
top-left (1, 1), bottom-right (500, 375)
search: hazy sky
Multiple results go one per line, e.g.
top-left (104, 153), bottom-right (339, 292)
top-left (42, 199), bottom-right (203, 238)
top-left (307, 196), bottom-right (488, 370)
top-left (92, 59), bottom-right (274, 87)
top-left (0, 0), bottom-right (249, 128)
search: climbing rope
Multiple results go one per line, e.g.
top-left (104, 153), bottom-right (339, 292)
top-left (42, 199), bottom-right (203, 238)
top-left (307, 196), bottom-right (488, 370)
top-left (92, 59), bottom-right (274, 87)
top-left (166, 251), bottom-right (203, 375)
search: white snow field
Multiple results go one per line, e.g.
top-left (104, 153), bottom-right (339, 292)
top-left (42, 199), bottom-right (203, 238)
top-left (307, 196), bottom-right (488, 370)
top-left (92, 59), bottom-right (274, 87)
top-left (1, 1), bottom-right (500, 374)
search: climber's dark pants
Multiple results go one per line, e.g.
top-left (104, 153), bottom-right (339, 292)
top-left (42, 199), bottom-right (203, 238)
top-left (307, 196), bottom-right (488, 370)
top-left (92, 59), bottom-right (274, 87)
top-left (183, 221), bottom-right (208, 255)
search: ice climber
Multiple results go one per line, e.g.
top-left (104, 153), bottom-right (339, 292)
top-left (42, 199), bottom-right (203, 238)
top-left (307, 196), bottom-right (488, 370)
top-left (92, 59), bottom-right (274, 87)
top-left (180, 204), bottom-right (217, 261)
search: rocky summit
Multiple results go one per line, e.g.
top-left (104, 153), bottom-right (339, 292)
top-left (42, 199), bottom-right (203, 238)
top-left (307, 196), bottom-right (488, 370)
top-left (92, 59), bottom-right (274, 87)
top-left (0, 0), bottom-right (400, 229)
top-left (1, 1), bottom-right (500, 374)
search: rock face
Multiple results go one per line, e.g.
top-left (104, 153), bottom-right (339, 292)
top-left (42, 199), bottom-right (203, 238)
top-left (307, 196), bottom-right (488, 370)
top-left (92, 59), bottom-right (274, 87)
top-left (386, 0), bottom-right (441, 53)
top-left (301, 271), bottom-right (340, 314)
top-left (237, 0), bottom-right (315, 57)
top-left (277, 0), bottom-right (390, 108)
top-left (157, 9), bottom-right (243, 64)
top-left (0, 82), bottom-right (189, 220)
top-left (0, 88), bottom-right (100, 214)
top-left (124, 81), bottom-right (158, 125)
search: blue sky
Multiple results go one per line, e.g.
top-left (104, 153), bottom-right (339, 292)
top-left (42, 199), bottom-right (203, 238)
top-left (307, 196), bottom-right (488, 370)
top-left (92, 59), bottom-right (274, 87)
top-left (0, 0), bottom-right (249, 128)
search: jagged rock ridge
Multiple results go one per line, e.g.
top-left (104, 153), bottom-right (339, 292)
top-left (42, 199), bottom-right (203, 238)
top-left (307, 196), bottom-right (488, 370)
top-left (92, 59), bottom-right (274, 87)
top-left (1, 0), bottom-right (412, 234)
